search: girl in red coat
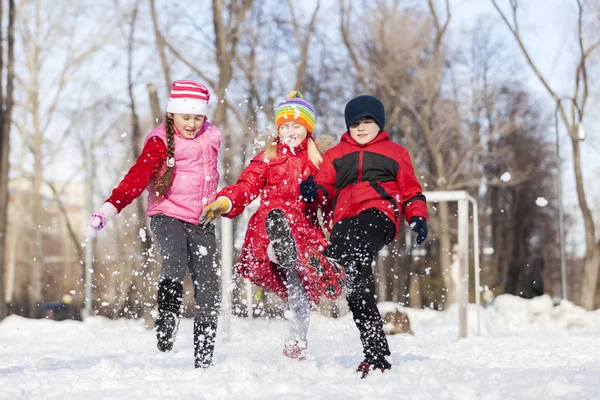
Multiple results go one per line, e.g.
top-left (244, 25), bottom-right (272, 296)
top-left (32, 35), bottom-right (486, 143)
top-left (201, 92), bottom-right (341, 360)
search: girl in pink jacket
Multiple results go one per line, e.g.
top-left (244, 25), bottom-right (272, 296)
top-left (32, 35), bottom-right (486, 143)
top-left (85, 80), bottom-right (221, 369)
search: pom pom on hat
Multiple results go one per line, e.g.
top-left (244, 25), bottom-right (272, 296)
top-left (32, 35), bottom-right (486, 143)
top-left (275, 91), bottom-right (316, 134)
top-left (166, 80), bottom-right (210, 115)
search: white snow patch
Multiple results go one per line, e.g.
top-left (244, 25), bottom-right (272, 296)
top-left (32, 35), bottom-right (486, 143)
top-left (536, 197), bottom-right (549, 207)
top-left (1, 295), bottom-right (599, 398)
top-left (199, 245), bottom-right (208, 256)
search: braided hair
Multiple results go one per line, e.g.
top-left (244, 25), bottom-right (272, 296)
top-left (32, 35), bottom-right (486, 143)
top-left (153, 114), bottom-right (176, 198)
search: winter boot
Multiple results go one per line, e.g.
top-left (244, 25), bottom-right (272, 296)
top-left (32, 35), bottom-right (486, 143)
top-left (356, 358), bottom-right (392, 379)
top-left (265, 209), bottom-right (298, 270)
top-left (194, 320), bottom-right (217, 369)
top-left (283, 339), bottom-right (308, 361)
top-left (155, 279), bottom-right (183, 352)
top-left (316, 257), bottom-right (345, 300)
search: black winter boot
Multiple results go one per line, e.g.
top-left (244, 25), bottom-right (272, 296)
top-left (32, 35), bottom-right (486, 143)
top-left (155, 279), bottom-right (183, 352)
top-left (265, 209), bottom-right (297, 270)
top-left (357, 357), bottom-right (392, 379)
top-left (194, 320), bottom-right (217, 369)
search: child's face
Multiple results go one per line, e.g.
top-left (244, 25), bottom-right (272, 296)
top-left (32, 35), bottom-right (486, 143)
top-left (278, 122), bottom-right (308, 148)
top-left (171, 113), bottom-right (205, 139)
top-left (349, 117), bottom-right (379, 145)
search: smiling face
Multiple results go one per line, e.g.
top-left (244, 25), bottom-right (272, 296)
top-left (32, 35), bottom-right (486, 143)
top-left (170, 113), bottom-right (206, 138)
top-left (278, 122), bottom-right (308, 148)
top-left (349, 117), bottom-right (380, 145)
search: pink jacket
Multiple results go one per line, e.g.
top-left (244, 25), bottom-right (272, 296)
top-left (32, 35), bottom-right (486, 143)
top-left (146, 122), bottom-right (221, 224)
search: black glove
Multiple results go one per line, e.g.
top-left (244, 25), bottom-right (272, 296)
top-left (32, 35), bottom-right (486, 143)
top-left (299, 175), bottom-right (318, 203)
top-left (410, 216), bottom-right (428, 245)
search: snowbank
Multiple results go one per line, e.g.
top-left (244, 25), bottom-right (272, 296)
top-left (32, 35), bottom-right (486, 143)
top-left (1, 296), bottom-right (599, 399)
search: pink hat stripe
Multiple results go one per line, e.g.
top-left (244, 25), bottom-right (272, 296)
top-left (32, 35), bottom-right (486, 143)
top-left (170, 92), bottom-right (209, 99)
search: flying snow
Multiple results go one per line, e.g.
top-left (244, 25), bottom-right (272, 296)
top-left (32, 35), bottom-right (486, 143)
top-left (536, 197), bottom-right (549, 207)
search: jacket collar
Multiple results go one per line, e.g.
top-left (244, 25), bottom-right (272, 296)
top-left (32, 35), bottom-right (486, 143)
top-left (173, 121), bottom-right (209, 140)
top-left (340, 131), bottom-right (390, 146)
top-left (278, 137), bottom-right (309, 154)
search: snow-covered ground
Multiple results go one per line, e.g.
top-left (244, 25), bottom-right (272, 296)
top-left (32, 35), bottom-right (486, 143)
top-left (1, 294), bottom-right (599, 400)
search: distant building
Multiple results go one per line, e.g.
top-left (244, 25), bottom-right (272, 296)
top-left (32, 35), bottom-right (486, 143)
top-left (4, 177), bottom-right (86, 314)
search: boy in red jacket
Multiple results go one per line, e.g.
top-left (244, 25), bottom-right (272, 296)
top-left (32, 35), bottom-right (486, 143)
top-left (300, 95), bottom-right (428, 378)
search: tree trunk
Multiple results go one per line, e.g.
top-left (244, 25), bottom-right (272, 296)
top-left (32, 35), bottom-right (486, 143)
top-left (147, 83), bottom-right (161, 126)
top-left (572, 137), bottom-right (599, 309)
top-left (149, 0), bottom-right (171, 93)
top-left (124, 1), bottom-right (156, 327)
top-left (580, 244), bottom-right (600, 309)
top-left (29, 20), bottom-right (43, 317)
top-left (0, 0), bottom-right (15, 321)
top-left (30, 130), bottom-right (43, 318)
top-left (409, 272), bottom-right (422, 308)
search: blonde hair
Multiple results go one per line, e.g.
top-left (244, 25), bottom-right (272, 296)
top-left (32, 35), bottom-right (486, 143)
top-left (263, 135), bottom-right (323, 168)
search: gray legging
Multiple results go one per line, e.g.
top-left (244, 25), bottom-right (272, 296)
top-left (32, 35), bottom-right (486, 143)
top-left (150, 214), bottom-right (220, 325)
top-left (268, 241), bottom-right (310, 342)
top-left (283, 266), bottom-right (310, 342)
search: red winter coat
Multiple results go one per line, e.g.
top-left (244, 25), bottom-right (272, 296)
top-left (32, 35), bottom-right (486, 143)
top-left (314, 131), bottom-right (427, 239)
top-left (217, 139), bottom-right (333, 304)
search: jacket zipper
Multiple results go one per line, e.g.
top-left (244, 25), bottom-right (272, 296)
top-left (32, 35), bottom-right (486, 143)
top-left (358, 148), bottom-right (363, 182)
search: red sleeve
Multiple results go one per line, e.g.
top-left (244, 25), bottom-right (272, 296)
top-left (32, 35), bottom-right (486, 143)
top-left (105, 136), bottom-right (167, 213)
top-left (398, 148), bottom-right (427, 222)
top-left (216, 153), bottom-right (269, 218)
top-left (313, 151), bottom-right (337, 208)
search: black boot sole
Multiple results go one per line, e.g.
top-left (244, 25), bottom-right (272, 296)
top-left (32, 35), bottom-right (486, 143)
top-left (265, 209), bottom-right (298, 270)
top-left (155, 312), bottom-right (179, 352)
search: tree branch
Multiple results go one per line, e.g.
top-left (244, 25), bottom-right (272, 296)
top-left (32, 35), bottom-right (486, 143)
top-left (339, 0), bottom-right (367, 91)
top-left (45, 180), bottom-right (84, 262)
top-left (490, 0), bottom-right (560, 102)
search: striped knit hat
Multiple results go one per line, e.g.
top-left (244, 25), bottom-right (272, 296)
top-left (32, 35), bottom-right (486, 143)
top-left (166, 80), bottom-right (210, 115)
top-left (275, 91), bottom-right (316, 134)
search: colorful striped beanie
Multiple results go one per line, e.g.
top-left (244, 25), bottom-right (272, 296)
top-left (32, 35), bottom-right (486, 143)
top-left (166, 80), bottom-right (210, 115)
top-left (275, 91), bottom-right (316, 134)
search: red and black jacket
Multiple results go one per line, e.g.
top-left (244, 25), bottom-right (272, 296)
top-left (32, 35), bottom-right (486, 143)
top-left (314, 131), bottom-right (427, 239)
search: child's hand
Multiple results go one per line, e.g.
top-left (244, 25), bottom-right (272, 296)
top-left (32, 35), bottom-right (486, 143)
top-left (410, 216), bottom-right (428, 245)
top-left (85, 202), bottom-right (118, 240)
top-left (200, 197), bottom-right (231, 227)
top-left (299, 175), bottom-right (318, 203)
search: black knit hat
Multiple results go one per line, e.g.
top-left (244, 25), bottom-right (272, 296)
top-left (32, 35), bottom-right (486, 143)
top-left (344, 95), bottom-right (385, 131)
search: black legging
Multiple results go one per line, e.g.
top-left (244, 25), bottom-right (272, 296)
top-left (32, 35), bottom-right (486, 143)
top-left (325, 209), bottom-right (394, 363)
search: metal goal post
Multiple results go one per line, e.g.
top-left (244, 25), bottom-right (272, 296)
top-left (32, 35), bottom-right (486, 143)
top-left (424, 190), bottom-right (481, 338)
top-left (219, 191), bottom-right (481, 340)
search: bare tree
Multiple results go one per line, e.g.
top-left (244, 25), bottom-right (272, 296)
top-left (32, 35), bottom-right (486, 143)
top-left (341, 0), bottom-right (460, 306)
top-left (491, 0), bottom-right (600, 309)
top-left (14, 0), bottom-right (108, 317)
top-left (0, 0), bottom-right (15, 320)
top-left (286, 0), bottom-right (320, 90)
top-left (116, 0), bottom-right (157, 327)
top-left (149, 0), bottom-right (171, 93)
top-left (339, 0), bottom-right (457, 305)
top-left (150, 1), bottom-right (253, 184)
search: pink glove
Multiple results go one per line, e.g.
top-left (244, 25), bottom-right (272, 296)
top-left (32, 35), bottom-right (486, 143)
top-left (85, 202), bottom-right (118, 239)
